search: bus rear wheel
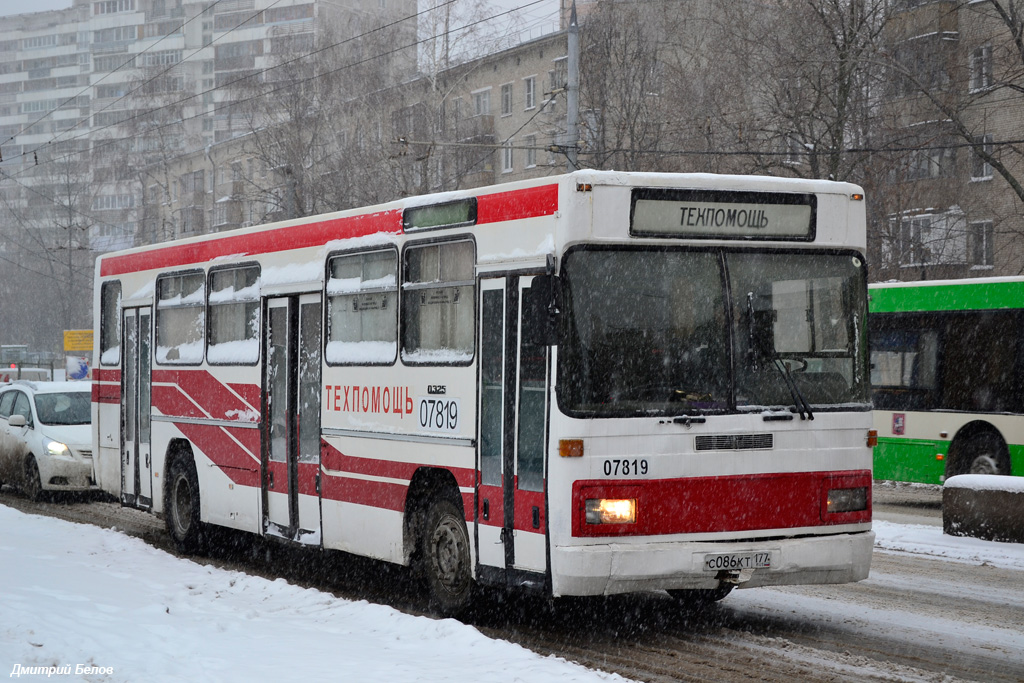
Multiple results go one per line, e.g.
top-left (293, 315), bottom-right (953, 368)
top-left (954, 432), bottom-right (1010, 477)
top-left (420, 498), bottom-right (473, 617)
top-left (166, 457), bottom-right (204, 554)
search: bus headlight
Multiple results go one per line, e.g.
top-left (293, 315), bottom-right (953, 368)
top-left (45, 440), bottom-right (71, 457)
top-left (585, 498), bottom-right (636, 525)
top-left (826, 487), bottom-right (868, 513)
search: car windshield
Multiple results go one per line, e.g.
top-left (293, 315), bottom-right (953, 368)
top-left (33, 392), bottom-right (91, 426)
top-left (556, 248), bottom-right (869, 417)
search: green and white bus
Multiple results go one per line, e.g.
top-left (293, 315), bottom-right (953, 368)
top-left (869, 277), bottom-right (1024, 484)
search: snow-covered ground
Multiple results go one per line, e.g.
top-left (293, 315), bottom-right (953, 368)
top-left (3, 503), bottom-right (1024, 682)
top-left (0, 504), bottom-right (623, 683)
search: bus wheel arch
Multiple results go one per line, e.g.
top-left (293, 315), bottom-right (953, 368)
top-left (164, 440), bottom-right (205, 554)
top-left (404, 467), bottom-right (474, 616)
top-left (947, 424), bottom-right (1011, 478)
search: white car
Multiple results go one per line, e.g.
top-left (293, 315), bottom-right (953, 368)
top-left (0, 381), bottom-right (94, 500)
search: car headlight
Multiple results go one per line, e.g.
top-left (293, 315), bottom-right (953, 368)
top-left (45, 440), bottom-right (71, 457)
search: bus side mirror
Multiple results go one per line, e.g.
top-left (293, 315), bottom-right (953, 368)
top-left (525, 274), bottom-right (562, 346)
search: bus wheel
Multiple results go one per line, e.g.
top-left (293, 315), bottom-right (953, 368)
top-left (23, 457), bottom-right (43, 502)
top-left (958, 433), bottom-right (1009, 477)
top-left (166, 457), bottom-right (204, 554)
top-left (420, 498), bottom-right (473, 616)
top-left (668, 583), bottom-right (734, 606)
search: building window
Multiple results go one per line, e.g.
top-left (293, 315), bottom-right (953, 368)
top-left (906, 145), bottom-right (956, 180)
top-left (207, 265), bottom-right (260, 364)
top-left (502, 139), bottom-right (514, 173)
top-left (326, 249), bottom-right (398, 365)
top-left (472, 88), bottom-right (490, 116)
top-left (524, 134), bottom-right (537, 168)
top-left (500, 83), bottom-right (513, 116)
top-left (970, 220), bottom-right (994, 267)
top-left (971, 134), bottom-right (993, 180)
top-left (524, 76), bottom-right (536, 109)
top-left (94, 0), bottom-right (135, 14)
top-left (970, 45), bottom-right (993, 92)
top-left (889, 211), bottom-right (967, 268)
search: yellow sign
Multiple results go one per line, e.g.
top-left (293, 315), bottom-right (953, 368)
top-left (63, 330), bottom-right (94, 352)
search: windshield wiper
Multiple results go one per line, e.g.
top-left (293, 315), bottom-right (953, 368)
top-left (746, 292), bottom-right (813, 420)
top-left (772, 357), bottom-right (814, 421)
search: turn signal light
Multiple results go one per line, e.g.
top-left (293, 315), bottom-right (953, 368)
top-left (867, 429), bottom-right (878, 448)
top-left (559, 439), bottom-right (584, 457)
top-left (585, 498), bottom-right (636, 525)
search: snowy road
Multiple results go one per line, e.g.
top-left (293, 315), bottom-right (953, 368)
top-left (2, 482), bottom-right (1022, 682)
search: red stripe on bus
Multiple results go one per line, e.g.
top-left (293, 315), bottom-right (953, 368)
top-left (476, 184), bottom-right (558, 224)
top-left (321, 441), bottom-right (474, 489)
top-left (172, 421), bottom-right (261, 487)
top-left (151, 370), bottom-right (260, 421)
top-left (571, 470), bottom-right (872, 537)
top-left (99, 209), bottom-right (404, 277)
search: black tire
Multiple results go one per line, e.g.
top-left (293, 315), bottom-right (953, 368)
top-left (952, 432), bottom-right (1010, 477)
top-left (419, 498), bottom-right (473, 617)
top-left (166, 456), bottom-right (205, 554)
top-left (668, 583), bottom-right (734, 607)
top-left (23, 456), bottom-right (44, 502)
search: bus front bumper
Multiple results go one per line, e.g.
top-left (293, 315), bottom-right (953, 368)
top-left (550, 530), bottom-right (874, 597)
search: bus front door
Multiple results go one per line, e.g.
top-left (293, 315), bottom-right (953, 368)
top-left (477, 276), bottom-right (549, 587)
top-left (120, 306), bottom-right (152, 509)
top-left (263, 294), bottom-right (323, 545)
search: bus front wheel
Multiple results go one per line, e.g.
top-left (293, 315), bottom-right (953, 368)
top-left (420, 498), bottom-right (473, 617)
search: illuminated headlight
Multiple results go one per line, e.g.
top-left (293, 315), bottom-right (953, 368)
top-left (827, 487), bottom-right (867, 513)
top-left (585, 498), bottom-right (636, 525)
top-left (45, 440), bottom-right (71, 457)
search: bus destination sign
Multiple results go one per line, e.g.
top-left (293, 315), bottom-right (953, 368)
top-left (630, 188), bottom-right (816, 240)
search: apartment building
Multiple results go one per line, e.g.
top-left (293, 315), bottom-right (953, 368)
top-left (0, 0), bottom-right (417, 253)
top-left (148, 28), bottom-right (571, 239)
top-left (872, 0), bottom-right (1024, 281)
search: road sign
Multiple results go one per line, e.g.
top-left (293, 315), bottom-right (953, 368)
top-left (64, 330), bottom-right (94, 352)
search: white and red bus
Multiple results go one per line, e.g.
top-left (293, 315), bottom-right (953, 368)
top-left (92, 170), bottom-right (874, 614)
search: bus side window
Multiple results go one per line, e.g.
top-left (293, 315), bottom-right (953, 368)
top-left (401, 240), bottom-right (475, 365)
top-left (326, 249), bottom-right (398, 365)
top-left (100, 281), bottom-right (122, 366)
top-left (155, 272), bottom-right (205, 365)
top-left (207, 265), bottom-right (260, 365)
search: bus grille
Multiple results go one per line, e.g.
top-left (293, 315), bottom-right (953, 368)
top-left (694, 433), bottom-right (774, 451)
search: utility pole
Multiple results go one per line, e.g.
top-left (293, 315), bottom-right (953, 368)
top-left (566, 0), bottom-right (579, 171)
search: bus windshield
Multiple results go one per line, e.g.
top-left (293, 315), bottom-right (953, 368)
top-left (557, 248), bottom-right (868, 417)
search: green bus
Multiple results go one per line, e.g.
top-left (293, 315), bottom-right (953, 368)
top-left (869, 277), bottom-right (1024, 484)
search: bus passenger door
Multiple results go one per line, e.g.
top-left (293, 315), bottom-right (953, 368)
top-left (120, 306), bottom-right (153, 509)
top-left (477, 276), bottom-right (549, 584)
top-left (263, 294), bottom-right (323, 545)
top-left (512, 276), bottom-right (549, 575)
